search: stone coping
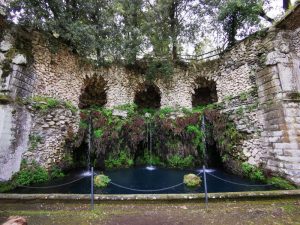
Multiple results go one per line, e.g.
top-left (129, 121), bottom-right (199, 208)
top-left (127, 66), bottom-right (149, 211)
top-left (0, 190), bottom-right (299, 203)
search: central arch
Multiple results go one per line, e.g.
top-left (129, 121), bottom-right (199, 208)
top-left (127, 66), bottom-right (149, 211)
top-left (79, 75), bottom-right (107, 109)
top-left (192, 77), bottom-right (217, 107)
top-left (134, 83), bottom-right (161, 109)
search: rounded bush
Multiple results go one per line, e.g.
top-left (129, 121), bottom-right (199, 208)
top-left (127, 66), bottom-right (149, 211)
top-left (94, 174), bottom-right (111, 188)
top-left (183, 173), bottom-right (201, 187)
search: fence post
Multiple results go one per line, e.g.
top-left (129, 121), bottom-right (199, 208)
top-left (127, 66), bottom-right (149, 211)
top-left (203, 165), bottom-right (208, 209)
top-left (91, 167), bottom-right (94, 210)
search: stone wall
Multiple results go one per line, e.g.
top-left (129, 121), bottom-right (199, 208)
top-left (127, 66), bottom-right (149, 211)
top-left (0, 13), bottom-right (300, 185)
top-left (256, 27), bottom-right (300, 185)
top-left (0, 28), bottom-right (33, 181)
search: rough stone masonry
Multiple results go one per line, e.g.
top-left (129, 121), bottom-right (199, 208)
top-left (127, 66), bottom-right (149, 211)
top-left (0, 6), bottom-right (300, 185)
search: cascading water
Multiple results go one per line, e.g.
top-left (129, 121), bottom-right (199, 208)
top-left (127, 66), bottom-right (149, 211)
top-left (82, 113), bottom-right (92, 177)
top-left (145, 114), bottom-right (156, 171)
top-left (201, 114), bottom-right (207, 167)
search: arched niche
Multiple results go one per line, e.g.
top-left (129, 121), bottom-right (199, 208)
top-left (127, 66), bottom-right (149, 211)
top-left (134, 83), bottom-right (161, 109)
top-left (192, 77), bottom-right (217, 107)
top-left (79, 75), bottom-right (107, 109)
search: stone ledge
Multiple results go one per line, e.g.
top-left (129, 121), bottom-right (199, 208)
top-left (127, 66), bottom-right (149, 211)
top-left (0, 190), bottom-right (300, 203)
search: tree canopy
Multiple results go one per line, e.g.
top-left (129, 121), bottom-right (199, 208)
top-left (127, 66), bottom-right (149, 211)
top-left (6, 0), bottom-right (291, 66)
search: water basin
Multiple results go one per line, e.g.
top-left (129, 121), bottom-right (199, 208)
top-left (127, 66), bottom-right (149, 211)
top-left (11, 167), bottom-right (276, 194)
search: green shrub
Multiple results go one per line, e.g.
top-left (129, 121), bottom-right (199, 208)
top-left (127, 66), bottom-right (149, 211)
top-left (94, 129), bottom-right (103, 138)
top-left (241, 162), bottom-right (265, 182)
top-left (49, 166), bottom-right (65, 179)
top-left (94, 174), bottom-right (111, 188)
top-left (0, 182), bottom-right (15, 193)
top-left (157, 107), bottom-right (173, 119)
top-left (136, 150), bottom-right (163, 166)
top-left (167, 154), bottom-right (194, 168)
top-left (183, 173), bottom-right (201, 187)
top-left (114, 104), bottom-right (137, 116)
top-left (13, 163), bottom-right (49, 186)
top-left (105, 150), bottom-right (134, 169)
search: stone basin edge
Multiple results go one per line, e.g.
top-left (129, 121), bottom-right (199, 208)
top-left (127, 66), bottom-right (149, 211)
top-left (0, 190), bottom-right (299, 203)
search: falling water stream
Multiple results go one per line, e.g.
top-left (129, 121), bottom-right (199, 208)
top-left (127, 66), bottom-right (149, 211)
top-left (201, 114), bottom-right (208, 167)
top-left (82, 113), bottom-right (92, 177)
top-left (146, 117), bottom-right (156, 171)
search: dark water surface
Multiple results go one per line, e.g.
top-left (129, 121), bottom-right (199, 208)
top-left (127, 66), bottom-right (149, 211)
top-left (12, 167), bottom-right (276, 194)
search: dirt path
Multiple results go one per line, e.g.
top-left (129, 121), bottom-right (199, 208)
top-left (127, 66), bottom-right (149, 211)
top-left (0, 199), bottom-right (300, 225)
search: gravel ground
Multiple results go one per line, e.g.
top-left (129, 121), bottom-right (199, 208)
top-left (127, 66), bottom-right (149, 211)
top-left (0, 199), bottom-right (300, 225)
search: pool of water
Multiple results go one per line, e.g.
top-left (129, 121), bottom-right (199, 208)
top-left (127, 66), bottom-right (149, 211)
top-left (12, 167), bottom-right (276, 194)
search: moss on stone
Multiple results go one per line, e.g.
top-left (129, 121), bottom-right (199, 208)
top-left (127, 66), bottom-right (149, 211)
top-left (0, 94), bottom-right (13, 104)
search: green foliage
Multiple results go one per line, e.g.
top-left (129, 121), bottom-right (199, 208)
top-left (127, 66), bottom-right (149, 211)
top-left (156, 107), bottom-right (173, 119)
top-left (79, 121), bottom-right (88, 129)
top-left (32, 96), bottom-right (60, 111)
top-left (145, 59), bottom-right (174, 81)
top-left (266, 177), bottom-right (296, 190)
top-left (13, 162), bottom-right (49, 186)
top-left (49, 166), bottom-right (65, 179)
top-left (192, 105), bottom-right (212, 114)
top-left (114, 104), bottom-right (137, 117)
top-left (186, 125), bottom-right (205, 155)
top-left (241, 162), bottom-right (265, 182)
top-left (28, 134), bottom-right (42, 151)
top-left (64, 101), bottom-right (78, 114)
top-left (0, 182), bottom-right (15, 193)
top-left (105, 150), bottom-right (134, 169)
top-left (94, 174), bottom-right (111, 188)
top-left (218, 0), bottom-right (263, 47)
top-left (94, 129), bottom-right (104, 139)
top-left (167, 154), bottom-right (194, 169)
top-left (136, 151), bottom-right (163, 166)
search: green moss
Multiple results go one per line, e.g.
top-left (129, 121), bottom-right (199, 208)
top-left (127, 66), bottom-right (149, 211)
top-left (32, 96), bottom-right (60, 111)
top-left (239, 92), bottom-right (248, 101)
top-left (94, 174), bottom-right (111, 188)
top-left (287, 92), bottom-right (300, 100)
top-left (266, 177), bottom-right (296, 190)
top-left (64, 101), bottom-right (78, 114)
top-left (0, 94), bottom-right (13, 104)
top-left (28, 134), bottom-right (42, 151)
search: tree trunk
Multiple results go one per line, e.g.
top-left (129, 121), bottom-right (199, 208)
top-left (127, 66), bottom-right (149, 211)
top-left (283, 0), bottom-right (291, 11)
top-left (228, 13), bottom-right (237, 48)
top-left (169, 0), bottom-right (179, 60)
